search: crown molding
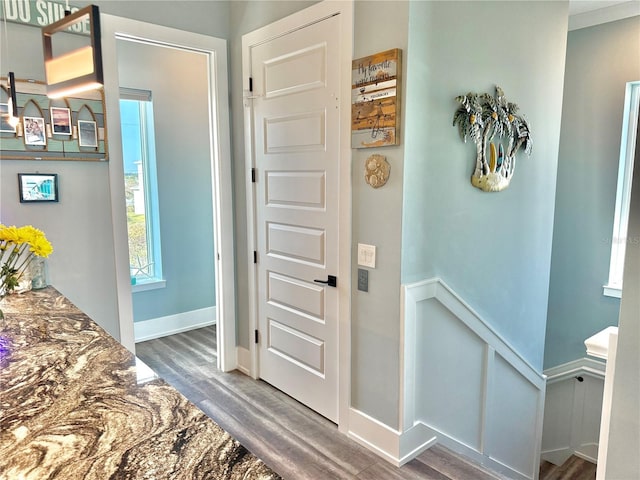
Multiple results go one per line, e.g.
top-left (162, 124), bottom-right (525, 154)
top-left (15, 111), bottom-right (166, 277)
top-left (569, 1), bottom-right (640, 31)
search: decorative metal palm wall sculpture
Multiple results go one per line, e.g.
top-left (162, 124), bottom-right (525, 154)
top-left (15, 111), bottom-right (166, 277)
top-left (453, 86), bottom-right (532, 192)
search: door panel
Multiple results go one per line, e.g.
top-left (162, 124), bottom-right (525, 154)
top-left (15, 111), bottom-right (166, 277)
top-left (264, 111), bottom-right (326, 152)
top-left (266, 223), bottom-right (326, 266)
top-left (252, 14), bottom-right (340, 422)
top-left (264, 44), bottom-right (327, 98)
top-left (265, 171), bottom-right (326, 209)
top-left (268, 319), bottom-right (325, 374)
top-left (267, 271), bottom-right (325, 319)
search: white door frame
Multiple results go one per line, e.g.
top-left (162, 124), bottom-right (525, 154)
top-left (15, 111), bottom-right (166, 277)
top-left (101, 15), bottom-right (237, 372)
top-left (242, 0), bottom-right (353, 431)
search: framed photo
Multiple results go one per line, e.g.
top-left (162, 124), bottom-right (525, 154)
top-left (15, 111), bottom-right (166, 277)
top-left (0, 103), bottom-right (16, 133)
top-left (18, 173), bottom-right (59, 203)
top-left (23, 116), bottom-right (47, 146)
top-left (50, 107), bottom-right (71, 135)
top-left (78, 120), bottom-right (98, 147)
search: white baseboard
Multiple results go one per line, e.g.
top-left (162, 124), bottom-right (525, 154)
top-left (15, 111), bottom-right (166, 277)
top-left (348, 408), bottom-right (438, 467)
top-left (134, 306), bottom-right (216, 342)
top-left (575, 443), bottom-right (598, 464)
top-left (348, 407), bottom-right (529, 479)
top-left (541, 448), bottom-right (574, 468)
top-left (348, 408), bottom-right (403, 466)
top-left (542, 444), bottom-right (598, 466)
top-left (236, 346), bottom-right (251, 375)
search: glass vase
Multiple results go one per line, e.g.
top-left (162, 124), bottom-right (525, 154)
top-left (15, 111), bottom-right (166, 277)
top-left (31, 257), bottom-right (47, 290)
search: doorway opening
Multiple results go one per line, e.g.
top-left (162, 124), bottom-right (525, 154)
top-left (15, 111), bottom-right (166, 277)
top-left (102, 16), bottom-right (235, 371)
top-left (116, 36), bottom-right (217, 364)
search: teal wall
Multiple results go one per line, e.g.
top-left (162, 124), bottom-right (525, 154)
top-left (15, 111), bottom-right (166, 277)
top-left (544, 17), bottom-right (640, 369)
top-left (402, 0), bottom-right (569, 370)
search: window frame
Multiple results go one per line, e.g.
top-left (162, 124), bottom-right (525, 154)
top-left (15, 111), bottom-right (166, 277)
top-left (120, 88), bottom-right (164, 291)
top-left (604, 81), bottom-right (640, 298)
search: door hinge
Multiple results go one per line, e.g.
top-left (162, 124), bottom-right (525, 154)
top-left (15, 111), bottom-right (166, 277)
top-left (251, 167), bottom-right (256, 183)
top-left (254, 329), bottom-right (259, 344)
top-left (249, 77), bottom-right (253, 92)
top-left (253, 250), bottom-right (257, 264)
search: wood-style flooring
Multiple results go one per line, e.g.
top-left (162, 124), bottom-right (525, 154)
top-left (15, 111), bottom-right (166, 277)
top-left (539, 456), bottom-right (597, 480)
top-left (135, 326), bottom-right (507, 480)
top-left (136, 326), bottom-right (598, 480)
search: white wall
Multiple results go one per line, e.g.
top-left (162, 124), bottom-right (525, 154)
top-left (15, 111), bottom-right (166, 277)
top-left (350, 0), bottom-right (409, 430)
top-left (0, 159), bottom-right (121, 338)
top-left (599, 88), bottom-right (640, 479)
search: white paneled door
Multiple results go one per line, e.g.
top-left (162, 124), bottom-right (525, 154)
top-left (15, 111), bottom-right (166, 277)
top-left (251, 14), bottom-right (341, 422)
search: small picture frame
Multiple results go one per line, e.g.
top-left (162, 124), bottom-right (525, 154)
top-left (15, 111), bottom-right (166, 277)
top-left (0, 103), bottom-right (16, 133)
top-left (78, 120), bottom-right (98, 147)
top-left (23, 116), bottom-right (46, 145)
top-left (50, 106), bottom-right (72, 135)
top-left (18, 173), bottom-right (59, 203)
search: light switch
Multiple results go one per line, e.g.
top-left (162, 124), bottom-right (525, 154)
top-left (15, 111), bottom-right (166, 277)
top-left (358, 268), bottom-right (368, 292)
top-left (357, 243), bottom-right (376, 268)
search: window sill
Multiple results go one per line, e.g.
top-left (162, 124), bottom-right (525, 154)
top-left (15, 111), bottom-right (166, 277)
top-left (603, 284), bottom-right (622, 299)
top-left (132, 279), bottom-right (166, 293)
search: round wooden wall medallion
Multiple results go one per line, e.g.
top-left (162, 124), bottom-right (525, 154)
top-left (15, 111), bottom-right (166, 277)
top-left (364, 154), bottom-right (390, 188)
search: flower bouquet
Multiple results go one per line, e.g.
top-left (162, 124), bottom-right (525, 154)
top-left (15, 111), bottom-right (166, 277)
top-left (0, 224), bottom-right (53, 319)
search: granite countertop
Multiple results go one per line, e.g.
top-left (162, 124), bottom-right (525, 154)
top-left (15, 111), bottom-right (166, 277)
top-left (0, 287), bottom-right (281, 480)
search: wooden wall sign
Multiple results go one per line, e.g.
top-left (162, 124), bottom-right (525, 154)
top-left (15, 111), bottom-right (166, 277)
top-left (351, 48), bottom-right (401, 149)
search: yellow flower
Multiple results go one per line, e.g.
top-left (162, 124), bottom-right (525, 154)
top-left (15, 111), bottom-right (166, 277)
top-left (29, 235), bottom-right (54, 258)
top-left (0, 225), bottom-right (20, 243)
top-left (0, 224), bottom-right (53, 300)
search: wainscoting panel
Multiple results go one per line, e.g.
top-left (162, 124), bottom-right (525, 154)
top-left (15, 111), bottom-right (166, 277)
top-left (541, 358), bottom-right (605, 465)
top-left (401, 278), bottom-right (546, 480)
top-left (541, 377), bottom-right (574, 464)
top-left (415, 299), bottom-right (485, 451)
top-left (487, 353), bottom-right (542, 477)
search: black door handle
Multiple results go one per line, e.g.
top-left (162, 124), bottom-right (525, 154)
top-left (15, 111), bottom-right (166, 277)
top-left (314, 275), bottom-right (337, 287)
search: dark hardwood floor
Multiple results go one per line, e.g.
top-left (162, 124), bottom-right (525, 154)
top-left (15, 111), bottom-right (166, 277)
top-left (136, 326), bottom-right (598, 480)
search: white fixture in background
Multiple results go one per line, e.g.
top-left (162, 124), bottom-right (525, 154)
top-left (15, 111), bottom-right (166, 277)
top-left (585, 326), bottom-right (619, 360)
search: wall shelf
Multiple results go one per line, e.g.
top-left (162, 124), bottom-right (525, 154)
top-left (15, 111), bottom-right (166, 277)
top-left (0, 78), bottom-right (108, 162)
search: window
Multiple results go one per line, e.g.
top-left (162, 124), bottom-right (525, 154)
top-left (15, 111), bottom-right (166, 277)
top-left (120, 89), bottom-right (163, 290)
top-left (604, 82), bottom-right (640, 298)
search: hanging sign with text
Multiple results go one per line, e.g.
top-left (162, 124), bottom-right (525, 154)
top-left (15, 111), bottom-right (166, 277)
top-left (351, 48), bottom-right (402, 149)
top-left (1, 0), bottom-right (89, 32)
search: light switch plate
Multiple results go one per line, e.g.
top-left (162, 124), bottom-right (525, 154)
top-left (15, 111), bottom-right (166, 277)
top-left (357, 243), bottom-right (376, 268)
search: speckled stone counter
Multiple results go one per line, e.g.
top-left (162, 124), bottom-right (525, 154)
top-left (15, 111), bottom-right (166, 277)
top-left (0, 287), bottom-right (281, 480)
